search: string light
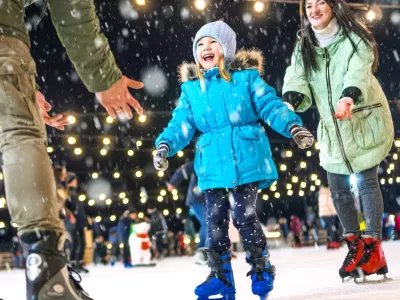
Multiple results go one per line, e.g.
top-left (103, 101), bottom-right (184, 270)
top-left (311, 174), bottom-right (318, 181)
top-left (99, 194), bottom-right (106, 201)
top-left (95, 216), bottom-right (102, 222)
top-left (300, 182), bottom-right (307, 188)
top-left (135, 170), bottom-right (143, 178)
top-left (106, 116), bottom-right (114, 124)
top-left (274, 192), bottom-right (281, 199)
top-left (292, 176), bottom-right (299, 183)
top-left (286, 183), bottom-right (292, 190)
top-left (103, 137), bottom-right (111, 145)
top-left (388, 178), bottom-right (393, 184)
top-left (194, 0), bottom-right (206, 10)
top-left (299, 190), bottom-right (305, 197)
top-left (105, 199), bottom-right (112, 205)
top-left (315, 179), bottom-right (321, 186)
top-left (74, 148), bottom-right (83, 155)
top-left (67, 137), bottom-right (77, 145)
top-left (270, 185), bottom-right (277, 192)
top-left (113, 172), bottom-right (121, 179)
top-left (138, 212), bottom-right (144, 218)
top-left (310, 185), bottom-right (316, 192)
top-left (47, 146), bottom-right (54, 153)
top-left (300, 162), bottom-right (307, 168)
top-left (0, 173), bottom-right (3, 180)
top-left (171, 189), bottom-right (178, 195)
top-left (254, 1), bottom-right (265, 13)
top-left (280, 164), bottom-right (287, 171)
top-left (306, 151), bottom-right (312, 157)
top-left (100, 149), bottom-right (108, 156)
top-left (140, 197), bottom-right (147, 203)
top-left (0, 197), bottom-right (6, 209)
top-left (287, 190), bottom-right (293, 196)
top-left (390, 163), bottom-right (395, 170)
top-left (158, 171), bottom-right (164, 177)
top-left (176, 208), bottom-right (182, 214)
top-left (79, 194), bottom-right (86, 201)
top-left (173, 194), bottom-right (179, 200)
top-left (119, 192), bottom-right (126, 199)
top-left (110, 215), bottom-right (116, 222)
top-left (286, 150), bottom-right (293, 158)
top-left (138, 115), bottom-right (147, 123)
top-left (122, 198), bottom-right (129, 204)
top-left (157, 196), bottom-right (163, 202)
top-left (177, 151), bottom-right (184, 157)
top-left (136, 0), bottom-right (146, 6)
top-left (262, 194), bottom-right (269, 201)
top-left (163, 209), bottom-right (169, 216)
top-left (67, 115), bottom-right (76, 124)
top-left (160, 190), bottom-right (167, 196)
top-left (92, 172), bottom-right (99, 179)
top-left (0, 222), bottom-right (5, 229)
top-left (88, 199), bottom-right (95, 206)
top-left (136, 140), bottom-right (143, 147)
top-left (127, 149), bottom-right (134, 156)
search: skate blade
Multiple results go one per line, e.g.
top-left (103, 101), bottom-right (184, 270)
top-left (197, 294), bottom-right (235, 300)
top-left (354, 270), bottom-right (392, 284)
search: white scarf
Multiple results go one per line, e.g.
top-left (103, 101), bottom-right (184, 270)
top-left (312, 17), bottom-right (340, 48)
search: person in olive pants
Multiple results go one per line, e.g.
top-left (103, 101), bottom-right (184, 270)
top-left (0, 1), bottom-right (143, 299)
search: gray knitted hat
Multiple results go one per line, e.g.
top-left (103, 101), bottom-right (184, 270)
top-left (193, 21), bottom-right (237, 64)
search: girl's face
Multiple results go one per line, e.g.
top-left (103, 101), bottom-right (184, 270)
top-left (196, 37), bottom-right (223, 70)
top-left (305, 0), bottom-right (334, 30)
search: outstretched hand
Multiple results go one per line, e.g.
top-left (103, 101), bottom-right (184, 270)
top-left (95, 75), bottom-right (144, 120)
top-left (36, 91), bottom-right (71, 131)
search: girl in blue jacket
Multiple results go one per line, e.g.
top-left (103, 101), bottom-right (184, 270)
top-left (153, 21), bottom-right (314, 300)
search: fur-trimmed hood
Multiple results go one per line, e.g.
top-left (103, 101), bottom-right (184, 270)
top-left (178, 49), bottom-right (264, 84)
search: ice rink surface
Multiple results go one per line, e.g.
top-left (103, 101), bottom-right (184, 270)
top-left (1, 241), bottom-right (399, 300)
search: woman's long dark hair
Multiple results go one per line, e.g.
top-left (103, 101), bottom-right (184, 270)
top-left (299, 0), bottom-right (379, 79)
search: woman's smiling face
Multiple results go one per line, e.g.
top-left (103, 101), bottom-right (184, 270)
top-left (305, 0), bottom-right (334, 30)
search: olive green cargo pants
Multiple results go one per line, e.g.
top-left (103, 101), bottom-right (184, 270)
top-left (0, 36), bottom-right (62, 235)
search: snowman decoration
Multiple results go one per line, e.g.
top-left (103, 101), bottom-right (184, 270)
top-left (129, 221), bottom-right (156, 267)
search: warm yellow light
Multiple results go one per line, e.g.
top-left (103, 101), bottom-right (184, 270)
top-left (393, 153), bottom-right (398, 160)
top-left (176, 208), bottom-right (182, 214)
top-left (388, 178), bottom-right (394, 184)
top-left (299, 190), bottom-right (305, 197)
top-left (254, 1), bottom-right (265, 13)
top-left (0, 222), bottom-right (5, 229)
top-left (315, 142), bottom-right (320, 150)
top-left (0, 197), bottom-right (6, 208)
top-left (67, 115), bottom-right (76, 124)
top-left (105, 199), bottom-right (112, 205)
top-left (136, 140), bottom-right (143, 147)
top-left (387, 169), bottom-right (392, 175)
top-left (366, 10), bottom-right (376, 21)
top-left (100, 148), bottom-right (108, 156)
top-left (107, 244), bottom-right (112, 249)
top-left (390, 163), bottom-right (395, 170)
top-left (0, 173), bottom-right (3, 180)
top-left (74, 148), bottom-right (83, 155)
top-left (158, 170), bottom-right (164, 177)
top-left (47, 146), bottom-right (54, 153)
top-left (292, 176), bottom-right (299, 183)
top-left (274, 192), bottom-right (281, 199)
top-left (92, 172), bottom-right (99, 179)
top-left (262, 194), bottom-right (269, 201)
top-left (119, 192), bottom-right (126, 199)
top-left (163, 209), bottom-right (169, 216)
top-left (311, 174), bottom-right (318, 181)
top-left (122, 198), bottom-right (129, 204)
top-left (310, 185), bottom-right (316, 192)
top-left (138, 114), bottom-right (147, 123)
top-left (177, 151), bottom-right (184, 157)
top-left (395, 140), bottom-right (400, 147)
top-left (140, 197), bottom-right (147, 203)
top-left (79, 194), bottom-right (86, 201)
top-left (157, 196), bottom-right (163, 202)
top-left (266, 231), bottom-right (281, 238)
top-left (270, 185), bottom-right (277, 192)
top-left (286, 150), bottom-right (293, 158)
top-left (396, 177), bottom-right (400, 183)
top-left (110, 215), bottom-right (116, 222)
top-left (184, 238), bottom-right (191, 245)
top-left (103, 137), bottom-right (111, 145)
top-left (119, 243), bottom-right (124, 249)
top-left (194, 0), bottom-right (206, 10)
top-left (12, 222), bottom-right (18, 228)
top-left (315, 179), bottom-right (321, 186)
top-left (95, 216), bottom-right (102, 222)
top-left (300, 162), bottom-right (307, 169)
top-left (300, 182), bottom-right (307, 188)
top-left (380, 178), bottom-right (385, 185)
top-left (173, 194), bottom-right (179, 201)
top-left (99, 193), bottom-right (106, 201)
top-left (286, 183), bottom-right (292, 190)
top-left (68, 136), bottom-right (77, 145)
top-left (106, 116), bottom-right (114, 124)
top-left (114, 172), bottom-right (121, 179)
top-left (195, 237), bottom-right (200, 243)
top-left (138, 212), bottom-right (144, 219)
top-left (127, 149), bottom-right (134, 156)
top-left (136, 0), bottom-right (146, 6)
top-left (88, 199), bottom-right (95, 206)
top-left (160, 189), bottom-right (167, 196)
top-left (306, 151), bottom-right (312, 157)
top-left (135, 170), bottom-right (142, 178)
top-left (171, 189), bottom-right (178, 195)
top-left (287, 190), bottom-right (293, 196)
top-left (280, 164), bottom-right (287, 171)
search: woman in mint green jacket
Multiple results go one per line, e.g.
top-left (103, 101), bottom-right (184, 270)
top-left (283, 0), bottom-right (394, 282)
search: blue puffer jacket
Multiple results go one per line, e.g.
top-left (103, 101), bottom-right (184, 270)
top-left (156, 50), bottom-right (303, 190)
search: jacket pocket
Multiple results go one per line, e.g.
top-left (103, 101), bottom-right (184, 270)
top-left (236, 126), bottom-right (261, 169)
top-left (317, 119), bottom-right (331, 154)
top-left (194, 135), bottom-right (214, 177)
top-left (351, 103), bottom-right (387, 150)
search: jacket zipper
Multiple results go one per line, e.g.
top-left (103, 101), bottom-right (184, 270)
top-left (324, 48), bottom-right (354, 174)
top-left (352, 103), bottom-right (382, 114)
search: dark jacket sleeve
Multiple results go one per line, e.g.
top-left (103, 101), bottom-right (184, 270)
top-left (169, 161), bottom-right (195, 187)
top-left (47, 0), bottom-right (122, 93)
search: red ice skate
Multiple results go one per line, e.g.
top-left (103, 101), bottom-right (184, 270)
top-left (351, 237), bottom-right (388, 281)
top-left (339, 235), bottom-right (364, 281)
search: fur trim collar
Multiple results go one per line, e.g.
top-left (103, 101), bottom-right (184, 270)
top-left (178, 49), bottom-right (264, 83)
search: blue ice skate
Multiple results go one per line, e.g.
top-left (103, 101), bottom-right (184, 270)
top-left (244, 245), bottom-right (276, 300)
top-left (195, 251), bottom-right (236, 300)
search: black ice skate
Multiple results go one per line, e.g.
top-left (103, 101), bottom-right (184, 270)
top-left (20, 230), bottom-right (93, 300)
